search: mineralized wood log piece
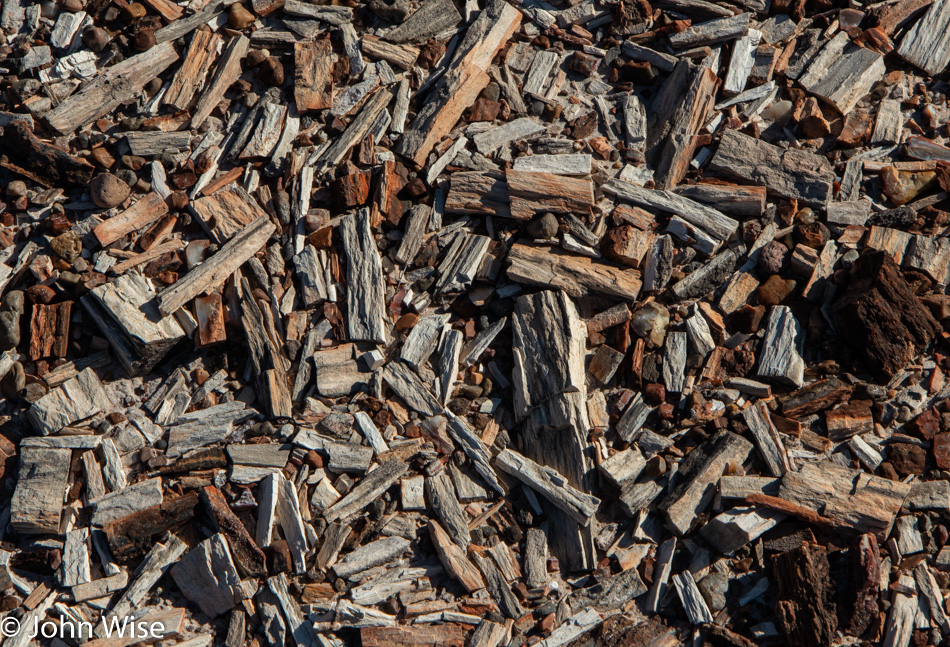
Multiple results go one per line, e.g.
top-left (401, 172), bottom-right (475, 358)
top-left (312, 88), bottom-right (392, 177)
top-left (741, 401), bottom-right (792, 476)
top-left (673, 182), bottom-right (766, 217)
top-left (473, 552), bottom-right (524, 619)
top-left (395, 0), bottom-right (521, 167)
top-left (772, 543), bottom-right (837, 647)
top-left (425, 470), bottom-right (470, 548)
top-left (72, 571), bottom-right (128, 603)
top-left (334, 536), bottom-right (411, 579)
top-left (106, 535), bottom-right (188, 625)
top-left (325, 459), bottom-right (409, 522)
top-left (91, 477), bottom-right (164, 526)
top-left (506, 170), bottom-right (594, 220)
top-left (383, 360), bottom-right (443, 416)
top-left (832, 251), bottom-right (941, 381)
top-left (191, 185), bottom-right (270, 244)
top-left (507, 243), bottom-right (641, 300)
top-left (103, 492), bottom-right (199, 560)
top-left (29, 300), bottom-right (70, 360)
top-left (171, 534), bottom-right (243, 619)
top-left (83, 272), bottom-right (186, 376)
top-left (496, 449), bottom-right (601, 525)
top-left (445, 171), bottom-right (511, 218)
top-left (156, 215), bottom-right (275, 317)
top-left (799, 32), bottom-right (886, 115)
top-left (898, 0), bottom-right (950, 75)
top-left (568, 568), bottom-right (647, 614)
top-left (11, 447), bottom-right (71, 534)
top-left (659, 430), bottom-right (754, 536)
top-left (384, 0), bottom-right (461, 43)
top-left (362, 625), bottom-right (465, 647)
top-left (756, 305), bottom-right (806, 388)
top-left (777, 460), bottom-right (911, 538)
top-left (165, 27), bottom-right (221, 111)
top-left (428, 520), bottom-right (484, 592)
top-left (701, 506), bottom-right (786, 553)
top-left (200, 486), bottom-right (267, 577)
top-left (340, 208), bottom-right (388, 343)
top-left (26, 367), bottom-right (110, 435)
top-left (512, 154), bottom-right (592, 176)
top-left (0, 122), bottom-right (94, 187)
top-left (93, 192), bottom-right (169, 247)
top-left (603, 178), bottom-right (737, 246)
top-left (668, 12), bottom-right (750, 48)
top-left (191, 35), bottom-right (250, 128)
top-left (709, 129), bottom-right (835, 205)
top-left (46, 41), bottom-right (179, 134)
top-left (672, 571), bottom-right (713, 624)
top-left (294, 38), bottom-right (333, 112)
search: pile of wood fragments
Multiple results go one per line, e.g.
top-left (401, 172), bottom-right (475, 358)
top-left (2, 0), bottom-right (950, 644)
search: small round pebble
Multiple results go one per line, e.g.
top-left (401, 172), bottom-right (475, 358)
top-left (89, 173), bottom-right (130, 209)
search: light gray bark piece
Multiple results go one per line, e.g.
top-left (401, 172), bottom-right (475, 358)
top-left (384, 0), bottom-right (461, 42)
top-left (293, 245), bottom-right (328, 307)
top-left (46, 42), bottom-right (179, 134)
top-left (663, 331), bottom-right (687, 394)
top-left (83, 272), bottom-right (186, 376)
top-left (446, 413), bottom-right (504, 494)
top-left (325, 459), bottom-right (409, 522)
top-left (107, 535), bottom-right (187, 624)
top-left (82, 451), bottom-right (107, 501)
top-left (914, 563), bottom-right (950, 635)
top-left (438, 328), bottom-right (464, 405)
top-left (426, 470), bottom-right (470, 547)
top-left (621, 41), bottom-right (677, 72)
top-left (26, 367), bottom-right (110, 436)
top-left (537, 608), bottom-right (602, 647)
top-left (171, 534), bottom-right (242, 618)
top-left (905, 234), bottom-right (950, 284)
top-left (461, 316), bottom-right (507, 366)
top-left (354, 412), bottom-right (388, 455)
top-left (839, 158), bottom-right (863, 202)
top-left (872, 99), bottom-right (903, 145)
top-left (228, 444), bottom-right (292, 468)
top-left (646, 537), bottom-right (676, 613)
top-left (495, 449), bottom-right (600, 525)
top-left (898, 0), bottom-right (950, 75)
top-left (524, 527), bottom-right (548, 588)
top-left (883, 574), bottom-right (917, 647)
top-left (513, 153), bottom-right (592, 176)
top-left (274, 472), bottom-right (309, 574)
top-left (616, 393), bottom-right (653, 442)
top-left (567, 568), bottom-right (646, 613)
top-left (603, 178), bottom-right (737, 243)
top-left (90, 478), bottom-right (164, 526)
top-left (756, 305), bottom-right (805, 388)
top-left (341, 208), bottom-right (388, 343)
top-left (700, 506), bottom-right (786, 553)
top-left (622, 94), bottom-right (648, 150)
top-left (157, 215), bottom-right (275, 317)
top-left (906, 480), bottom-right (950, 511)
top-left (643, 235), bottom-right (673, 292)
top-left (673, 571), bottom-right (714, 624)
top-left (473, 552), bottom-right (524, 619)
top-left (660, 431), bottom-right (754, 535)
top-left (311, 88), bottom-right (392, 176)
top-left (471, 621), bottom-right (509, 647)
top-left (124, 131), bottom-right (192, 157)
top-left (292, 429), bottom-right (374, 473)
top-left (72, 570), bottom-right (128, 602)
top-left (334, 536), bottom-right (411, 579)
top-left (401, 313), bottom-right (449, 368)
top-left (283, 0), bottom-right (352, 24)
top-left (799, 31), bottom-right (885, 115)
top-left (723, 29), bottom-right (761, 95)
top-left (523, 50), bottom-right (560, 96)
top-left (100, 438), bottom-right (128, 492)
top-left (741, 401), bottom-right (792, 477)
top-left (383, 360), bottom-right (443, 416)
top-left (267, 573), bottom-right (319, 647)
top-left (316, 522), bottom-right (352, 570)
top-left (473, 117), bottom-right (546, 155)
top-left (597, 447), bottom-right (646, 488)
top-left (709, 129), bottom-right (834, 205)
top-left (394, 205), bottom-right (430, 264)
top-left (826, 200), bottom-right (871, 226)
top-left (61, 528), bottom-right (91, 587)
top-left (685, 312), bottom-right (715, 358)
top-left (802, 240), bottom-right (837, 301)
top-left (669, 13), bottom-right (750, 48)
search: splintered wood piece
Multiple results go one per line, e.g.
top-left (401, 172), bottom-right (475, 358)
top-left (325, 459), bottom-right (409, 522)
top-left (445, 171), bottom-right (511, 218)
top-left (26, 367), bottom-right (110, 435)
top-left (741, 401), bottom-right (793, 477)
top-left (653, 63), bottom-right (718, 189)
top-left (171, 534), bottom-right (242, 618)
top-left (673, 571), bottom-right (714, 624)
top-left (106, 535), bottom-right (188, 623)
top-left (29, 300), bottom-right (70, 360)
top-left (799, 32), bottom-right (885, 115)
top-left (191, 185), bottom-right (269, 244)
top-left (103, 493), bottom-right (199, 559)
top-left (341, 207), bottom-right (388, 343)
top-left (294, 38), bottom-right (333, 112)
top-left (192, 34), bottom-right (250, 128)
top-left (756, 305), bottom-right (805, 388)
top-left (46, 42), bottom-right (179, 134)
top-left (83, 272), bottom-right (186, 375)
top-left (165, 28), bottom-right (221, 111)
top-left (395, 0), bottom-right (521, 166)
top-left (93, 192), bottom-right (169, 247)
top-left (274, 473), bottom-right (308, 574)
top-left (898, 0), bottom-right (950, 75)
top-left (507, 243), bottom-right (641, 300)
top-left (425, 470), bottom-right (470, 547)
top-left (428, 520), bottom-right (485, 592)
top-left (669, 12), bottom-right (750, 48)
top-left (473, 552), bottom-right (524, 619)
top-left (312, 88), bottom-right (392, 176)
top-left (334, 536), bottom-right (410, 579)
top-left (673, 182), bottom-right (766, 217)
top-left (157, 215), bottom-right (274, 317)
top-left (772, 543), bottom-right (837, 647)
top-left (659, 430), bottom-right (754, 536)
top-left (11, 447), bottom-right (71, 534)
top-left (196, 293), bottom-right (226, 347)
top-left (495, 449), bottom-right (600, 525)
top-left (200, 485), bottom-right (267, 577)
top-left (383, 360), bottom-right (443, 416)
top-left (361, 625), bottom-right (465, 647)
top-left (506, 170), bottom-right (594, 220)
top-left (709, 129), bottom-right (835, 205)
top-left (362, 34), bottom-right (420, 69)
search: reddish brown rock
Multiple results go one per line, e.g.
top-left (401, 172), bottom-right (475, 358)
top-left (888, 443), bottom-right (926, 477)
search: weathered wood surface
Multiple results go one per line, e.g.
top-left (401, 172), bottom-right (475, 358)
top-left (496, 449), bottom-right (601, 525)
top-left (507, 244), bottom-right (641, 301)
